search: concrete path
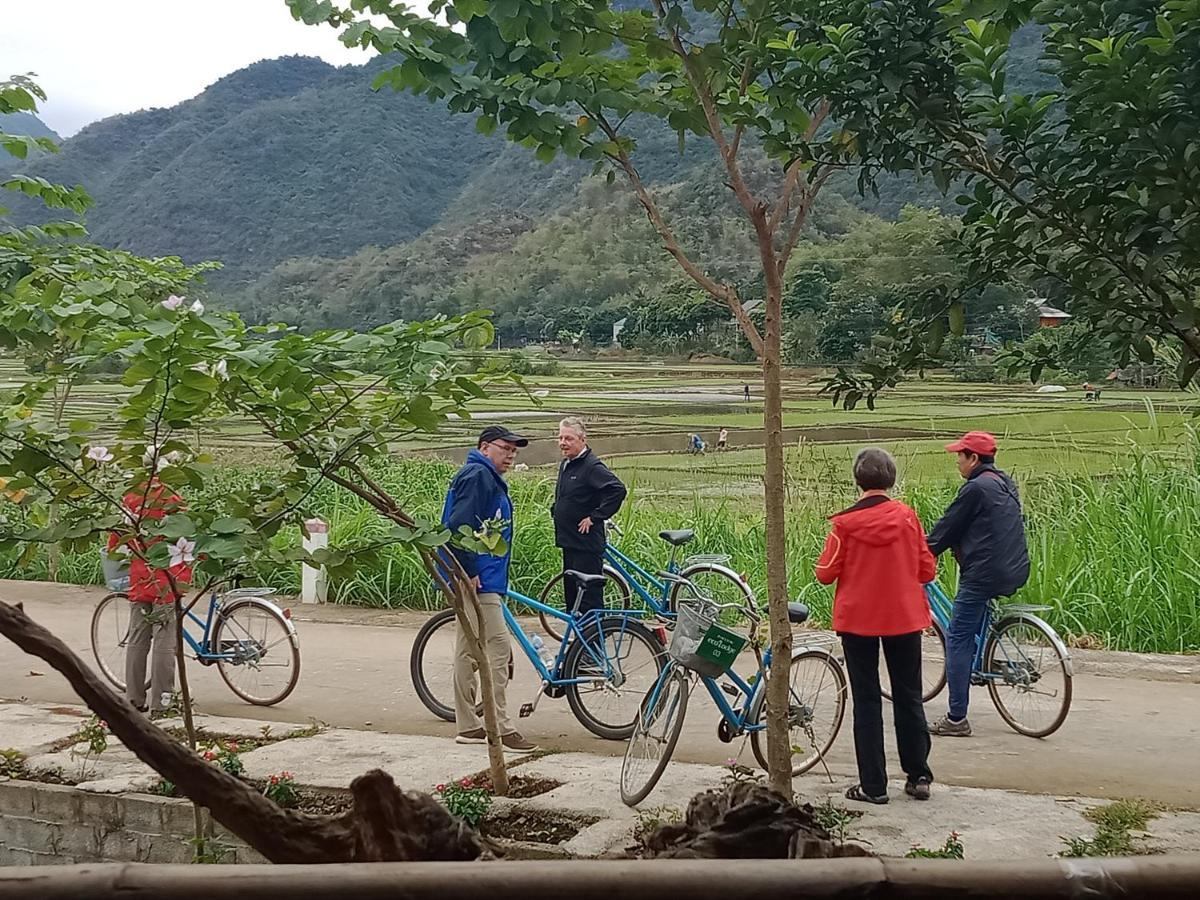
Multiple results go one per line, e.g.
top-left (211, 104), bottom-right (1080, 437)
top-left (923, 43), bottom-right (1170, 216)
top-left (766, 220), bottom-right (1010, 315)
top-left (2, 580), bottom-right (1198, 810)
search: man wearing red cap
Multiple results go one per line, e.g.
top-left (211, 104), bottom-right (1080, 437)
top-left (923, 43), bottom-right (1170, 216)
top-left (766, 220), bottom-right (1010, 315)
top-left (925, 432), bottom-right (1030, 737)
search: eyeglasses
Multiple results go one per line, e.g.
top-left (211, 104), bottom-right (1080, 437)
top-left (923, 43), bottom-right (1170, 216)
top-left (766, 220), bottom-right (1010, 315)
top-left (486, 441), bottom-right (520, 456)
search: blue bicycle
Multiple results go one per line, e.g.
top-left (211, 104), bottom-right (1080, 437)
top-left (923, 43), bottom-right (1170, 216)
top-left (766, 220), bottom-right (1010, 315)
top-left (537, 522), bottom-right (755, 641)
top-left (879, 582), bottom-right (1073, 738)
top-left (410, 571), bottom-right (667, 740)
top-left (91, 584), bottom-right (301, 706)
top-left (621, 582), bottom-right (847, 806)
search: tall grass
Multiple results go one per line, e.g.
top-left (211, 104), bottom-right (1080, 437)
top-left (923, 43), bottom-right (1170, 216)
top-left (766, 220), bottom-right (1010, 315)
top-left (4, 440), bottom-right (1199, 654)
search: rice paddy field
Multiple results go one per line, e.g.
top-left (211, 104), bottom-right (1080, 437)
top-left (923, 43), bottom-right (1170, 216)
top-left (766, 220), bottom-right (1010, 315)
top-left (2, 354), bottom-right (1198, 654)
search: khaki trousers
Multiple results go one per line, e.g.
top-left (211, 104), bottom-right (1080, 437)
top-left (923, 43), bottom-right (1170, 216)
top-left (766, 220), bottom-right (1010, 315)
top-left (453, 592), bottom-right (513, 734)
top-left (125, 602), bottom-right (177, 712)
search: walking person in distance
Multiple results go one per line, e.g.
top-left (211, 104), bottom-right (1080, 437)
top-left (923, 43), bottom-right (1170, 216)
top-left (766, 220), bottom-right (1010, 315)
top-left (926, 432), bottom-right (1030, 737)
top-left (552, 417), bottom-right (627, 620)
top-left (815, 448), bottom-right (937, 804)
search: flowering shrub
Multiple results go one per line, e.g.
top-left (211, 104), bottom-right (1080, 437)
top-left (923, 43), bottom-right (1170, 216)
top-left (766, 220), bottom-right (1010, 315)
top-left (434, 777), bottom-right (493, 827)
top-left (264, 771), bottom-right (298, 808)
top-left (201, 741), bottom-right (243, 778)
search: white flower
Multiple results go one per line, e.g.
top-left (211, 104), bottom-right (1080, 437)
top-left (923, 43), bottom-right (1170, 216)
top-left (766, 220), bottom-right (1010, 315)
top-left (85, 445), bottom-right (114, 464)
top-left (212, 359), bottom-right (228, 380)
top-left (190, 362), bottom-right (209, 375)
top-left (189, 299), bottom-right (205, 315)
top-left (167, 537), bottom-right (196, 568)
top-left (161, 295), bottom-right (185, 311)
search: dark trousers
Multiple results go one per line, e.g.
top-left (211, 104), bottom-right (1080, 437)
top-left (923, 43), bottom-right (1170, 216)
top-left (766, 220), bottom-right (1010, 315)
top-left (562, 548), bottom-right (604, 618)
top-left (946, 582), bottom-right (995, 720)
top-left (840, 631), bottom-right (933, 796)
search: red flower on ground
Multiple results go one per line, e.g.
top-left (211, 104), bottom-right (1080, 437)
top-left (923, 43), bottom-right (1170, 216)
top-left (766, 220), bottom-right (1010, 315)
top-left (202, 751), bottom-right (216, 761)
top-left (459, 777), bottom-right (472, 788)
top-left (435, 784), bottom-right (446, 793)
top-left (99, 721), bottom-right (108, 730)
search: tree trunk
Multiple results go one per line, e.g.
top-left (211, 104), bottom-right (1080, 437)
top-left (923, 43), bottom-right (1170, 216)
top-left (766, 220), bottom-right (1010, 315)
top-left (760, 283), bottom-right (793, 798)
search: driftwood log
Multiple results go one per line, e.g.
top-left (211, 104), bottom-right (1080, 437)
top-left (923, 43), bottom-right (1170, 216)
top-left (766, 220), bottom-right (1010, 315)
top-left (0, 599), bottom-right (482, 863)
top-left (636, 781), bottom-right (873, 859)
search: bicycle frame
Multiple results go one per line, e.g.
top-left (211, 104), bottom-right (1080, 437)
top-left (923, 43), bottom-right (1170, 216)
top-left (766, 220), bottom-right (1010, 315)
top-left (646, 650), bottom-right (772, 736)
top-left (504, 587), bottom-right (657, 686)
top-left (603, 543), bottom-right (677, 614)
top-left (924, 581), bottom-right (1040, 684)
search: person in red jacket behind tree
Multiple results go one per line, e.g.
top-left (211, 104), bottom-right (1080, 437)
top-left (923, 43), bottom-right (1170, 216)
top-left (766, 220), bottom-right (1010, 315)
top-left (815, 447), bottom-right (937, 805)
top-left (106, 476), bottom-right (193, 715)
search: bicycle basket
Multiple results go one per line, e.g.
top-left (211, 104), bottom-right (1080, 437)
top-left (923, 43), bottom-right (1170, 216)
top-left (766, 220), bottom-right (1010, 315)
top-left (99, 548), bottom-right (130, 592)
top-left (669, 599), bottom-right (747, 679)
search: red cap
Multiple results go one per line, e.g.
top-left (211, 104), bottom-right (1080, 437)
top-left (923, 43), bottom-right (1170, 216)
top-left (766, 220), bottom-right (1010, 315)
top-left (945, 431), bottom-right (997, 456)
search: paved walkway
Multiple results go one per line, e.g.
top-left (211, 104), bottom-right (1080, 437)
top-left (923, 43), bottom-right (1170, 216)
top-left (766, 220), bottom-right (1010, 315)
top-left (2, 580), bottom-right (1198, 810)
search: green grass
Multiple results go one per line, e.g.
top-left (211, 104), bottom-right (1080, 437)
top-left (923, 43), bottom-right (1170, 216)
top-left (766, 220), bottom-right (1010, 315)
top-left (1061, 799), bottom-right (1161, 857)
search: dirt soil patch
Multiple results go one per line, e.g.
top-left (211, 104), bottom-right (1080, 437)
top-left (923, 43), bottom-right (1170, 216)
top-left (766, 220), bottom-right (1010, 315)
top-left (465, 771), bottom-right (563, 800)
top-left (484, 809), bottom-right (598, 845)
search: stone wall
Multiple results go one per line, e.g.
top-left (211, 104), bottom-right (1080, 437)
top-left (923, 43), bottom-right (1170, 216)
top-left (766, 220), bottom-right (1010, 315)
top-left (0, 779), bottom-right (265, 865)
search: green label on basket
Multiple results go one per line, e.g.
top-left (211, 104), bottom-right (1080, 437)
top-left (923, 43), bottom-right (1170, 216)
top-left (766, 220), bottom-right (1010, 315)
top-left (695, 624), bottom-right (747, 671)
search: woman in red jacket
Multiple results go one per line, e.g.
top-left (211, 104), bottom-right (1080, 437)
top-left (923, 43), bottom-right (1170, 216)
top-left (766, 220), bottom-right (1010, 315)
top-left (815, 448), bottom-right (937, 804)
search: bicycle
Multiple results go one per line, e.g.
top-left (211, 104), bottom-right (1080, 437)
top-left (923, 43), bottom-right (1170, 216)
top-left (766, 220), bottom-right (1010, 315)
top-left (620, 578), bottom-right (847, 807)
top-left (91, 579), bottom-right (302, 707)
top-left (537, 522), bottom-right (755, 641)
top-left (880, 581), bottom-right (1073, 738)
top-left (410, 570), bottom-right (667, 741)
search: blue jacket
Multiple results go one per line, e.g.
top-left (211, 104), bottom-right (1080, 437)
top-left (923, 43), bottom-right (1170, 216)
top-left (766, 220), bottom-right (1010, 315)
top-left (440, 449), bottom-right (514, 594)
top-left (927, 463), bottom-right (1030, 596)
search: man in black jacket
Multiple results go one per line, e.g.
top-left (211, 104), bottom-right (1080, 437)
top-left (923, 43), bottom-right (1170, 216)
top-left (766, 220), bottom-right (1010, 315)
top-left (926, 432), bottom-right (1030, 737)
top-left (552, 416), bottom-right (627, 619)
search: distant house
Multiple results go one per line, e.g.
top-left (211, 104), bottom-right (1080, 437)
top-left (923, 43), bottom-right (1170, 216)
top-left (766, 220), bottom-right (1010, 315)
top-left (612, 317), bottom-right (627, 346)
top-left (1033, 300), bottom-right (1072, 328)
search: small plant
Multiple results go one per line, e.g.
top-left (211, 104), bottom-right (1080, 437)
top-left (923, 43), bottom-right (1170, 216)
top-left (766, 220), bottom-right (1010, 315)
top-left (905, 832), bottom-right (965, 859)
top-left (264, 771), bottom-right (299, 809)
top-left (71, 716), bottom-right (109, 778)
top-left (188, 834), bottom-right (235, 864)
top-left (719, 757), bottom-right (763, 789)
top-left (1061, 799), bottom-right (1161, 858)
top-left (811, 797), bottom-right (862, 845)
top-left (201, 741), bottom-right (244, 778)
top-left (0, 748), bottom-right (27, 779)
top-left (150, 778), bottom-right (177, 797)
top-left (633, 804), bottom-right (683, 847)
top-left (434, 777), bottom-right (493, 828)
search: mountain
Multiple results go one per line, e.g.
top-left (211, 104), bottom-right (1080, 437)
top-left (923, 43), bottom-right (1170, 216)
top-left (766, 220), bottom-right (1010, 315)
top-left (0, 112), bottom-right (60, 142)
top-left (3, 25), bottom-right (1051, 336)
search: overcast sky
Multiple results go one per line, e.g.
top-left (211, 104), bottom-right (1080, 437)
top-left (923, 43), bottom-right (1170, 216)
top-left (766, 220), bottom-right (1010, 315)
top-left (1, 0), bottom-right (406, 136)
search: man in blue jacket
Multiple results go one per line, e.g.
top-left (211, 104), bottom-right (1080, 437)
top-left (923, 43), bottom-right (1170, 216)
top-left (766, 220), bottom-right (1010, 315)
top-left (926, 432), bottom-right (1030, 737)
top-left (441, 425), bottom-right (537, 752)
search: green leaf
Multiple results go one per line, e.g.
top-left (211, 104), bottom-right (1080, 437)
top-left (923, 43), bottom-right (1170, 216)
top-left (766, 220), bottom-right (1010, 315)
top-left (948, 302), bottom-right (965, 337)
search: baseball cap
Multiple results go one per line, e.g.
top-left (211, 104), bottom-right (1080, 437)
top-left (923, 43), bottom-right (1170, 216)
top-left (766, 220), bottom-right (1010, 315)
top-left (945, 431), bottom-right (997, 456)
top-left (479, 425), bottom-right (529, 448)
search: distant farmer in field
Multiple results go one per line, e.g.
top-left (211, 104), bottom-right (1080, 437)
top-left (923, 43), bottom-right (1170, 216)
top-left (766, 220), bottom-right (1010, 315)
top-left (441, 425), bottom-right (537, 752)
top-left (107, 475), bottom-right (193, 716)
top-left (926, 432), bottom-right (1030, 738)
top-left (815, 448), bottom-right (937, 805)
top-left (743, 384), bottom-right (751, 403)
top-left (717, 427), bottom-right (729, 451)
top-left (552, 416), bottom-right (627, 619)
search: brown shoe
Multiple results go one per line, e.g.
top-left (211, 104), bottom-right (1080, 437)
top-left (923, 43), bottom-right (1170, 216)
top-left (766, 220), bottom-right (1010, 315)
top-left (455, 728), bottom-right (486, 745)
top-left (501, 731), bottom-right (538, 752)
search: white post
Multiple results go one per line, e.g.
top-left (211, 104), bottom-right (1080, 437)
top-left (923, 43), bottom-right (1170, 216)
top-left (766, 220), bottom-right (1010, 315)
top-left (301, 518), bottom-right (329, 605)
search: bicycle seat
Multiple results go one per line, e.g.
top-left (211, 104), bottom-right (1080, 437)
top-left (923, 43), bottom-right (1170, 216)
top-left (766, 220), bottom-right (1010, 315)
top-left (788, 602), bottom-right (809, 625)
top-left (658, 529), bottom-right (695, 546)
top-left (564, 570), bottom-right (607, 585)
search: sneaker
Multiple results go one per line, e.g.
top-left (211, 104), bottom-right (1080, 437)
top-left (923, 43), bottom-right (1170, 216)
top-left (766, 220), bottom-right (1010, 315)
top-left (928, 714), bottom-right (972, 737)
top-left (905, 777), bottom-right (932, 801)
top-left (501, 731), bottom-right (539, 752)
top-left (455, 728), bottom-right (486, 745)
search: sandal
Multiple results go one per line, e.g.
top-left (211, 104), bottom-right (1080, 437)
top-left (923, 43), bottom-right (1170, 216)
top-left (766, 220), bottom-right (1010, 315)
top-left (845, 784), bottom-right (889, 805)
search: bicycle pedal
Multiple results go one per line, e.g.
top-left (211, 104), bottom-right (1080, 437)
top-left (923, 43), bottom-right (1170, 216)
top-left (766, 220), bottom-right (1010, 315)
top-left (519, 703), bottom-right (535, 719)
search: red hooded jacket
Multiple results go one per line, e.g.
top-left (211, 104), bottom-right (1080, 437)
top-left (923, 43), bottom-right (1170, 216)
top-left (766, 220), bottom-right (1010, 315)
top-left (814, 495), bottom-right (936, 637)
top-left (106, 481), bottom-right (193, 605)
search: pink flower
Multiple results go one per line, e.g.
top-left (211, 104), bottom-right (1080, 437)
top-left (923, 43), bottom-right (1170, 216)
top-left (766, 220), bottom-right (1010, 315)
top-left (161, 295), bottom-right (185, 311)
top-left (227, 741), bottom-right (239, 752)
top-left (282, 771), bottom-right (292, 779)
top-left (459, 777), bottom-right (472, 788)
top-left (269, 774), bottom-right (279, 785)
top-left (98, 720), bottom-right (108, 730)
top-left (85, 446), bottom-right (114, 464)
top-left (435, 783), bottom-right (446, 793)
top-left (202, 751), bottom-right (216, 761)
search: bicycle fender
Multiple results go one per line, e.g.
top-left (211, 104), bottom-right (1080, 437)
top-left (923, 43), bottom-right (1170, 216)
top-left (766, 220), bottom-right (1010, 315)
top-left (995, 612), bottom-right (1073, 676)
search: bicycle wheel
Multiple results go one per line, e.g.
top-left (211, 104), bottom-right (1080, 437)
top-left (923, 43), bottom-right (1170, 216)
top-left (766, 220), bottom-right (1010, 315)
top-left (90, 592), bottom-right (149, 692)
top-left (410, 608), bottom-right (517, 723)
top-left (984, 614), bottom-right (1073, 738)
top-left (669, 563), bottom-right (755, 629)
top-left (563, 619), bottom-right (666, 740)
top-left (410, 608), bottom-right (458, 721)
top-left (880, 620), bottom-right (947, 703)
top-left (749, 648), bottom-right (847, 776)
top-left (537, 566), bottom-right (632, 641)
top-left (212, 599), bottom-right (301, 706)
top-left (620, 664), bottom-right (689, 807)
